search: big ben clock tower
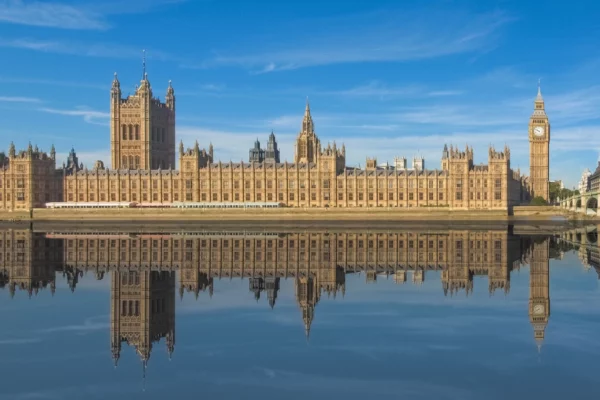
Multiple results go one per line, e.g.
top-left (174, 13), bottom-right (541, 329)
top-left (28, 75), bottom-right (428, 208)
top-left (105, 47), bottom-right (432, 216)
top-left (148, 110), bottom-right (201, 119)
top-left (529, 82), bottom-right (550, 201)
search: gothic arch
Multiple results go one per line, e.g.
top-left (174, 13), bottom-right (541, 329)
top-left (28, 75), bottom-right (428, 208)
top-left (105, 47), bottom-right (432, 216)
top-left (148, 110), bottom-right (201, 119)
top-left (576, 199), bottom-right (582, 208)
top-left (135, 156), bottom-right (140, 169)
top-left (128, 156), bottom-right (134, 169)
top-left (128, 125), bottom-right (133, 140)
top-left (586, 197), bottom-right (598, 210)
top-left (135, 125), bottom-right (140, 140)
top-left (121, 125), bottom-right (127, 140)
top-left (122, 155), bottom-right (127, 168)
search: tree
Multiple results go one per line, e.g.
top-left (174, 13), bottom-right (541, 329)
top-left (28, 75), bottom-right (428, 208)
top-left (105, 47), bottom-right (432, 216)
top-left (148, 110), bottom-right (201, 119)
top-left (530, 196), bottom-right (548, 206)
top-left (549, 181), bottom-right (561, 203)
top-left (558, 188), bottom-right (579, 200)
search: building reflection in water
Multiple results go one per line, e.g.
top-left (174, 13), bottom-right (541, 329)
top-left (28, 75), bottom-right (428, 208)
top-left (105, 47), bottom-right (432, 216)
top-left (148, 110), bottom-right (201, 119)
top-left (1, 225), bottom-right (598, 372)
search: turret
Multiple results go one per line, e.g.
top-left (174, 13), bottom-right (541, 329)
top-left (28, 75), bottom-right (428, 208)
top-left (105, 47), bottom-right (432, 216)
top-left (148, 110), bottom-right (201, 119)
top-left (166, 80), bottom-right (175, 110)
top-left (111, 72), bottom-right (121, 101)
top-left (9, 141), bottom-right (15, 157)
top-left (50, 144), bottom-right (56, 160)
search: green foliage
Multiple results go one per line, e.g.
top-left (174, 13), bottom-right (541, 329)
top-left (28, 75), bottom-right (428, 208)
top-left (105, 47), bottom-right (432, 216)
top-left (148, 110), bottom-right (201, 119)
top-left (558, 188), bottom-right (579, 200)
top-left (530, 196), bottom-right (549, 206)
top-left (549, 181), bottom-right (561, 203)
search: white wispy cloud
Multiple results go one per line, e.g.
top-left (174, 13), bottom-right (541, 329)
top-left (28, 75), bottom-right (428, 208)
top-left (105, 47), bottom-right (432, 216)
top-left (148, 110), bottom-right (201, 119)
top-left (0, 0), bottom-right (107, 30)
top-left (324, 81), bottom-right (423, 98)
top-left (0, 76), bottom-right (106, 90)
top-left (427, 90), bottom-right (464, 97)
top-left (0, 337), bottom-right (42, 345)
top-left (39, 315), bottom-right (108, 334)
top-left (195, 10), bottom-right (513, 72)
top-left (0, 95), bottom-right (40, 102)
top-left (39, 107), bottom-right (109, 125)
top-left (0, 37), bottom-right (173, 60)
top-left (0, 0), bottom-right (188, 30)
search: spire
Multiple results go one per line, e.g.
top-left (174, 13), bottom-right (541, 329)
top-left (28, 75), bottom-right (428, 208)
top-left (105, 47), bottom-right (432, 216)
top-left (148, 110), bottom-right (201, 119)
top-left (142, 49), bottom-right (146, 80)
top-left (179, 140), bottom-right (184, 155)
top-left (301, 98), bottom-right (314, 134)
top-left (536, 78), bottom-right (543, 101)
top-left (50, 144), bottom-right (56, 160)
top-left (112, 72), bottom-right (120, 90)
top-left (9, 141), bottom-right (15, 157)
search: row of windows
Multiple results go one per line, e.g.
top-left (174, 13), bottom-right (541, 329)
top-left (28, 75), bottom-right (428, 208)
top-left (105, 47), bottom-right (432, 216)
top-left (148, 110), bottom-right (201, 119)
top-left (67, 193), bottom-right (179, 202)
top-left (68, 180), bottom-right (180, 190)
top-left (120, 125), bottom-right (168, 143)
top-left (66, 238), bottom-right (502, 251)
top-left (62, 177), bottom-right (504, 191)
top-left (64, 190), bottom-right (508, 203)
top-left (65, 249), bottom-right (504, 263)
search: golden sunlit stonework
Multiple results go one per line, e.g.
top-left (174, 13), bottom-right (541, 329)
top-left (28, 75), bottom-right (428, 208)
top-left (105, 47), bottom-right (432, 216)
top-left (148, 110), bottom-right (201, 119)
top-left (0, 71), bottom-right (550, 211)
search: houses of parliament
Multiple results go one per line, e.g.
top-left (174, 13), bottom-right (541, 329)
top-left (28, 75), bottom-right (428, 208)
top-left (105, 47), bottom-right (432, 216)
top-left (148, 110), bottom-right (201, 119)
top-left (1, 224), bottom-right (592, 370)
top-left (0, 69), bottom-right (551, 211)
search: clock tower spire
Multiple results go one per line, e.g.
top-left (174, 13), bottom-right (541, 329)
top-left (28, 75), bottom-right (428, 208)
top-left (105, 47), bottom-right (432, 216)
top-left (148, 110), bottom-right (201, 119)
top-left (529, 81), bottom-right (550, 202)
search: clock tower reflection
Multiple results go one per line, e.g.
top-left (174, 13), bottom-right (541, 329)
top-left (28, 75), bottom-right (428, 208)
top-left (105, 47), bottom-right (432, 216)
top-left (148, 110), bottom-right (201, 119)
top-left (528, 238), bottom-right (550, 351)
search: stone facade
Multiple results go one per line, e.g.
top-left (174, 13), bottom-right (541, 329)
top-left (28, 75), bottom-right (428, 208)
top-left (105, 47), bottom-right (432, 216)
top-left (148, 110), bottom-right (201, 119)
top-left (110, 73), bottom-right (175, 170)
top-left (0, 143), bottom-right (63, 210)
top-left (0, 72), bottom-right (549, 211)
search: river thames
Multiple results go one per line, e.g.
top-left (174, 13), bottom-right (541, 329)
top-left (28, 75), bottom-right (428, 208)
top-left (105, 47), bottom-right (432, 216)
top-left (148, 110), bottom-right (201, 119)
top-left (0, 223), bottom-right (598, 399)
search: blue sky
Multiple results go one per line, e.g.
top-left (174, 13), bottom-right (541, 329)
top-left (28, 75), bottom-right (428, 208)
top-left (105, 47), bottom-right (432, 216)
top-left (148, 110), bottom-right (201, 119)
top-left (0, 0), bottom-right (598, 187)
top-left (1, 251), bottom-right (600, 399)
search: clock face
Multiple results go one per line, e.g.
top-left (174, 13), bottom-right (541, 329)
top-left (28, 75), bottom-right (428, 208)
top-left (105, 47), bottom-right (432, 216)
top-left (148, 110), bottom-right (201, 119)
top-left (534, 126), bottom-right (544, 137)
top-left (533, 304), bottom-right (545, 315)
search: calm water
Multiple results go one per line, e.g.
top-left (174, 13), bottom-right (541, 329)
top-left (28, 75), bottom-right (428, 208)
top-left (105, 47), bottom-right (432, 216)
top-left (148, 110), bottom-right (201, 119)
top-left (1, 224), bottom-right (599, 399)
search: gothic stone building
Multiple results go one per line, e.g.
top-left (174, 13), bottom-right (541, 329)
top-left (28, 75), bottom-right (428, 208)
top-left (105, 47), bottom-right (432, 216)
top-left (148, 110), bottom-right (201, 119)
top-left (0, 72), bottom-right (550, 211)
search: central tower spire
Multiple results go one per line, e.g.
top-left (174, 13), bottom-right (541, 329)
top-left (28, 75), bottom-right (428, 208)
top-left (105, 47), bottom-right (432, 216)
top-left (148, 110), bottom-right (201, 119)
top-left (295, 99), bottom-right (320, 163)
top-left (302, 97), bottom-right (314, 134)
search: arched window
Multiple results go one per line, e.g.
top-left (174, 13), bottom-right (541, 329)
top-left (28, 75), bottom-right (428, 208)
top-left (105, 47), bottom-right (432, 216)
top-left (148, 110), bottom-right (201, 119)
top-left (135, 156), bottom-right (140, 169)
top-left (121, 125), bottom-right (127, 140)
top-left (134, 125), bottom-right (139, 140)
top-left (128, 125), bottom-right (133, 140)
top-left (122, 156), bottom-right (127, 168)
top-left (129, 155), bottom-right (134, 169)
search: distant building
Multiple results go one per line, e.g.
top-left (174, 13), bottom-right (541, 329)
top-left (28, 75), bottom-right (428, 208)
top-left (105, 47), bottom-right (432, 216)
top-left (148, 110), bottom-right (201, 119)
top-left (589, 160), bottom-right (600, 192)
top-left (264, 131), bottom-right (280, 163)
top-left (393, 156), bottom-right (425, 171)
top-left (249, 139), bottom-right (264, 163)
top-left (249, 132), bottom-right (280, 163)
top-left (578, 169), bottom-right (591, 193)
